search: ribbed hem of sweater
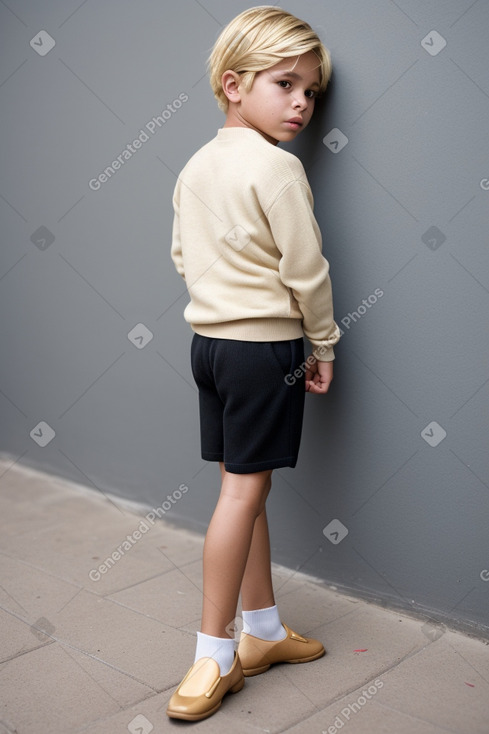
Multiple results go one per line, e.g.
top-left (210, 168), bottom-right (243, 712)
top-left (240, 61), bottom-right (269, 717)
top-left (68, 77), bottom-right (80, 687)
top-left (191, 318), bottom-right (304, 342)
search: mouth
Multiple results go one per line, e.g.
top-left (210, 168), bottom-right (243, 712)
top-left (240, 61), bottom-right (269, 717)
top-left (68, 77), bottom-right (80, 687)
top-left (284, 118), bottom-right (303, 130)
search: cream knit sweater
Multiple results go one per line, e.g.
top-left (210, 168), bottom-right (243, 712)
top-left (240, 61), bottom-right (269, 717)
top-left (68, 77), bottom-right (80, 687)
top-left (171, 127), bottom-right (340, 361)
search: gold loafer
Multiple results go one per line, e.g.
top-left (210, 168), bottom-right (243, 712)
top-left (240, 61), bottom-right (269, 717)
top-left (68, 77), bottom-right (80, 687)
top-left (166, 652), bottom-right (244, 721)
top-left (237, 622), bottom-right (325, 676)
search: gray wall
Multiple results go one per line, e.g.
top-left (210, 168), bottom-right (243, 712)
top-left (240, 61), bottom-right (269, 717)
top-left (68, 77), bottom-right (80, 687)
top-left (1, 1), bottom-right (488, 637)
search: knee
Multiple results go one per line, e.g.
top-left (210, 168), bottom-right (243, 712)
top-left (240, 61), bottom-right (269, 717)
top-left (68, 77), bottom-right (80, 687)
top-left (257, 477), bottom-right (271, 515)
top-left (220, 470), bottom-right (272, 517)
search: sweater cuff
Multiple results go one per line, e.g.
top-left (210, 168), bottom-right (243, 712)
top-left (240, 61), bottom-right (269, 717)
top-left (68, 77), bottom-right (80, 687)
top-left (309, 323), bottom-right (341, 362)
top-left (312, 344), bottom-right (335, 362)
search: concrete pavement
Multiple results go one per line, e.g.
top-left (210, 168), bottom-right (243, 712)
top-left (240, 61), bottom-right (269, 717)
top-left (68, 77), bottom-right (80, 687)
top-left (1, 458), bottom-right (488, 733)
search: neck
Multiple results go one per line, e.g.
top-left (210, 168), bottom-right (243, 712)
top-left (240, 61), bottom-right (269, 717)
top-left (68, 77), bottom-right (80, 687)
top-left (222, 109), bottom-right (278, 145)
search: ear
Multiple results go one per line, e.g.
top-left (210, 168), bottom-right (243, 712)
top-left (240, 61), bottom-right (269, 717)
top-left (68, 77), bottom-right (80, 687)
top-left (221, 70), bottom-right (242, 105)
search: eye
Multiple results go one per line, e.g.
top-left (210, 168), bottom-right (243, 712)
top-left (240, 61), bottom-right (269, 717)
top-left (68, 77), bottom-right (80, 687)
top-left (305, 89), bottom-right (317, 99)
top-left (278, 80), bottom-right (292, 89)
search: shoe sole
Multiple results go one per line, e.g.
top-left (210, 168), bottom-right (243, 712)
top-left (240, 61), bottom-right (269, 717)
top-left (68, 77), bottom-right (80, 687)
top-left (166, 676), bottom-right (244, 721)
top-left (242, 648), bottom-right (326, 677)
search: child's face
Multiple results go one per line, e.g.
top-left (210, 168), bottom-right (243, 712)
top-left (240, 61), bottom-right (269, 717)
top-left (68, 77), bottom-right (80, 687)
top-left (230, 51), bottom-right (321, 145)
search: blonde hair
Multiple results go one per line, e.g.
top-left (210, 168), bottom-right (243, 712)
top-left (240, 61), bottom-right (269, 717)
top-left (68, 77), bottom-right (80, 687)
top-left (208, 6), bottom-right (332, 113)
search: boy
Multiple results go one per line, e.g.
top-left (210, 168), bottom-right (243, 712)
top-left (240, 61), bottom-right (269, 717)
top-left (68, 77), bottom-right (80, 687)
top-left (167, 5), bottom-right (341, 721)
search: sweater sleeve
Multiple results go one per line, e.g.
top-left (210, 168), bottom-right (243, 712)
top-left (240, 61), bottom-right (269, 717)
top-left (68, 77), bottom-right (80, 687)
top-left (170, 178), bottom-right (185, 281)
top-left (267, 178), bottom-right (341, 361)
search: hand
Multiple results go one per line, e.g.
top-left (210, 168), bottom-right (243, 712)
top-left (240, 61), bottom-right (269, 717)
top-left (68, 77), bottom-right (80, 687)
top-left (305, 357), bottom-right (333, 394)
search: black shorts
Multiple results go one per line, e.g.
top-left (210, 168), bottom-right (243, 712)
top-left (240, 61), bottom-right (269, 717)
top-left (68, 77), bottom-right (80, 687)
top-left (190, 334), bottom-right (306, 474)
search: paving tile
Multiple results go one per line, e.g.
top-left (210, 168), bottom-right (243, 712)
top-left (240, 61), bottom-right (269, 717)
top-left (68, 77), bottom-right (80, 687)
top-left (171, 557), bottom-right (203, 589)
top-left (213, 669), bottom-right (319, 734)
top-left (0, 607), bottom-right (53, 663)
top-left (272, 579), bottom-right (361, 632)
top-left (39, 587), bottom-right (193, 690)
top-left (67, 643), bottom-right (155, 707)
top-left (371, 631), bottom-right (489, 733)
top-left (271, 564), bottom-right (322, 600)
top-left (0, 642), bottom-right (133, 734)
top-left (0, 466), bottom-right (204, 597)
top-left (165, 557), bottom-right (328, 606)
top-left (268, 603), bottom-right (427, 710)
top-left (2, 459), bottom-right (489, 734)
top-left (0, 459), bottom-right (70, 504)
top-left (0, 463), bottom-right (119, 539)
top-left (1, 506), bottom-right (176, 594)
top-left (286, 698), bottom-right (454, 734)
top-left (442, 628), bottom-right (489, 681)
top-left (109, 566), bottom-right (204, 628)
top-left (0, 554), bottom-right (86, 624)
top-left (0, 463), bottom-right (79, 541)
top-left (142, 520), bottom-right (204, 568)
top-left (78, 687), bottom-right (264, 734)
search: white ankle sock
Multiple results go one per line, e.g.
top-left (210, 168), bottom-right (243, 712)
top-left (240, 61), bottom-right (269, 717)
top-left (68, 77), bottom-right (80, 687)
top-left (194, 632), bottom-right (235, 676)
top-left (242, 605), bottom-right (287, 641)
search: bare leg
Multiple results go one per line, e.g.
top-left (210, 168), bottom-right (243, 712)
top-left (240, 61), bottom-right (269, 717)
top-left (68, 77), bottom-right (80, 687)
top-left (200, 463), bottom-right (272, 638)
top-left (240, 483), bottom-right (276, 611)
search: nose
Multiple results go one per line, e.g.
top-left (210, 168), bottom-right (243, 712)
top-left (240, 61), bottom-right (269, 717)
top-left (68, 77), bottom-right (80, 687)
top-left (292, 92), bottom-right (309, 111)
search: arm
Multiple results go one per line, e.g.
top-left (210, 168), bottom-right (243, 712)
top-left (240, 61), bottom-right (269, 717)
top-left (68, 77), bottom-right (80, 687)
top-left (170, 178), bottom-right (186, 280)
top-left (305, 359), bottom-right (333, 394)
top-left (268, 177), bottom-right (341, 365)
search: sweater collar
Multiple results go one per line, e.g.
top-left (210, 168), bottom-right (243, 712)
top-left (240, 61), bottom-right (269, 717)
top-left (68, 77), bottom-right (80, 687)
top-left (216, 127), bottom-right (270, 143)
